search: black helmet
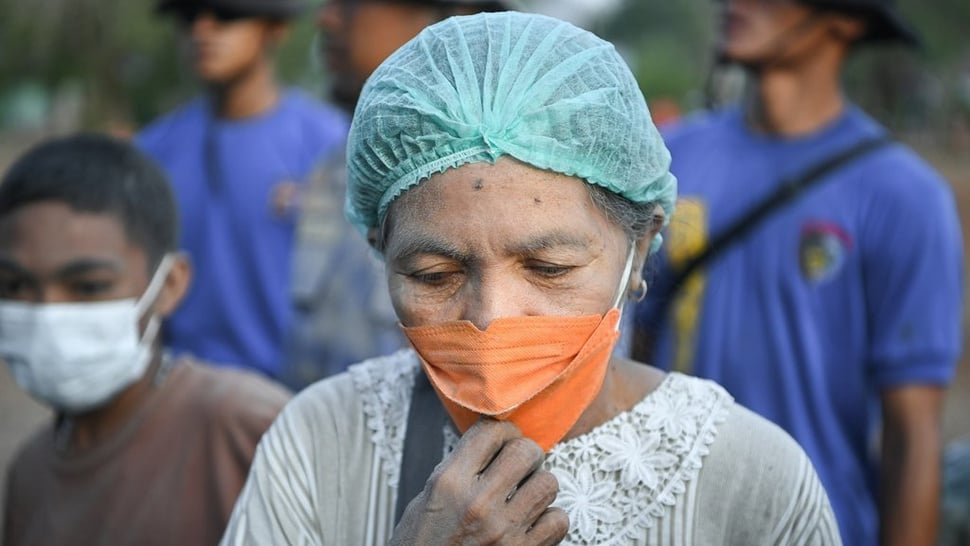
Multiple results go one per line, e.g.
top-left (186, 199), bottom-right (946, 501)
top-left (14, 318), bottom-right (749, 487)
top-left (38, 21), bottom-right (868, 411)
top-left (156, 0), bottom-right (306, 20)
top-left (801, 0), bottom-right (920, 47)
top-left (387, 0), bottom-right (521, 11)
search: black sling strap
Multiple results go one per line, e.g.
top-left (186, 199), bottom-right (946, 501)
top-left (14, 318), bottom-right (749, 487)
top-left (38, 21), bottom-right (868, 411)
top-left (633, 136), bottom-right (893, 361)
top-left (395, 370), bottom-right (449, 524)
top-left (660, 136), bottom-right (892, 308)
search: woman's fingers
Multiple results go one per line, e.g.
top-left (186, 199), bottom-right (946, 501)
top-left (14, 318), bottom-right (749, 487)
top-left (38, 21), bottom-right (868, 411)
top-left (507, 469), bottom-right (561, 526)
top-left (392, 418), bottom-right (569, 545)
top-left (526, 507), bottom-right (570, 546)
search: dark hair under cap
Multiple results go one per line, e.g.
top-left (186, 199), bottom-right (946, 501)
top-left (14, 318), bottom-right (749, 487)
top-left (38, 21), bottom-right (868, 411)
top-left (156, 0), bottom-right (306, 20)
top-left (0, 133), bottom-right (179, 271)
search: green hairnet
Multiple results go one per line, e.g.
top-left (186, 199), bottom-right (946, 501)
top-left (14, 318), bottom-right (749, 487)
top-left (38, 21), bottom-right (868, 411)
top-left (345, 11), bottom-right (677, 252)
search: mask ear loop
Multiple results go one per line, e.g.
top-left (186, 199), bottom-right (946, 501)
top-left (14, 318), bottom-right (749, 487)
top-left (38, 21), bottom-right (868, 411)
top-left (135, 254), bottom-right (176, 318)
top-left (134, 254), bottom-right (176, 351)
top-left (134, 254), bottom-right (178, 385)
top-left (610, 242), bottom-right (638, 331)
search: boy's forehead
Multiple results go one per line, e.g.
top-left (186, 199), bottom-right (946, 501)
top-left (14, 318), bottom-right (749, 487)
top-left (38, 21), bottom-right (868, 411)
top-left (0, 201), bottom-right (140, 269)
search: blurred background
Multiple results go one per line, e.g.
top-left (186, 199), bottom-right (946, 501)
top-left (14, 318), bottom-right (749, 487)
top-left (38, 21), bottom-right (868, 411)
top-left (1, 0), bottom-right (968, 144)
top-left (0, 0), bottom-right (968, 527)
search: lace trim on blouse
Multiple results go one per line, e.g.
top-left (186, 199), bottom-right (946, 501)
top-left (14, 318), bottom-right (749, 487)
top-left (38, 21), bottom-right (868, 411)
top-left (543, 372), bottom-right (732, 544)
top-left (348, 351), bottom-right (420, 488)
top-left (350, 351), bottom-right (733, 544)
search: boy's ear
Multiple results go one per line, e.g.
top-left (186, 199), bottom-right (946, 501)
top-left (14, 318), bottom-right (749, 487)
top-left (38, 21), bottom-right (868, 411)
top-left (155, 253), bottom-right (192, 318)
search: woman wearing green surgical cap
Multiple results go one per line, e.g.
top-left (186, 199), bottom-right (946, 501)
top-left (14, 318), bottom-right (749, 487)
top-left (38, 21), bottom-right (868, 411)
top-left (221, 12), bottom-right (841, 545)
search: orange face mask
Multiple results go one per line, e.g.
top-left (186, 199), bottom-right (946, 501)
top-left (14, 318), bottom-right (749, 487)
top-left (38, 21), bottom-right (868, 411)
top-left (401, 244), bottom-right (636, 452)
top-left (404, 309), bottom-right (621, 451)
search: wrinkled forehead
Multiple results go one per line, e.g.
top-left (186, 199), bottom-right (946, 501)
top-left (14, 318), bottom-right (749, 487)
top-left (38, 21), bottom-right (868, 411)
top-left (380, 159), bottom-right (627, 257)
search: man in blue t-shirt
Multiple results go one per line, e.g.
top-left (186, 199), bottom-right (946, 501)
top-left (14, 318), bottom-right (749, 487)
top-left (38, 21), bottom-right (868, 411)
top-left (136, 0), bottom-right (348, 378)
top-left (634, 1), bottom-right (963, 545)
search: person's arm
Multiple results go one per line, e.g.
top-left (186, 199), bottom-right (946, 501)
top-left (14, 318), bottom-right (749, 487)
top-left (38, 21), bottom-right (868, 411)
top-left (857, 153), bottom-right (962, 545)
top-left (879, 385), bottom-right (946, 546)
top-left (207, 370), bottom-right (292, 525)
top-left (696, 403), bottom-right (843, 545)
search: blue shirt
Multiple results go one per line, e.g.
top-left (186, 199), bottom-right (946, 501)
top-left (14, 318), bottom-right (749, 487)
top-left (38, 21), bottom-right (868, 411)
top-left (636, 106), bottom-right (963, 546)
top-left (136, 91), bottom-right (349, 378)
top-left (282, 147), bottom-right (405, 388)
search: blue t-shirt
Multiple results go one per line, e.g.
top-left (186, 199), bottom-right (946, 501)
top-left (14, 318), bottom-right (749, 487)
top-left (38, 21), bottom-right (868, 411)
top-left (136, 90), bottom-right (349, 378)
top-left (636, 106), bottom-right (963, 546)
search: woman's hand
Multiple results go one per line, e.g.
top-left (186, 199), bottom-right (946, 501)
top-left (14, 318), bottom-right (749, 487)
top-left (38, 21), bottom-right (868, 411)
top-left (390, 419), bottom-right (569, 545)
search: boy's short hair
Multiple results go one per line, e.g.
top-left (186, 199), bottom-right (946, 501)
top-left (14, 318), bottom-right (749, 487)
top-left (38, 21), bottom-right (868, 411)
top-left (0, 133), bottom-right (178, 270)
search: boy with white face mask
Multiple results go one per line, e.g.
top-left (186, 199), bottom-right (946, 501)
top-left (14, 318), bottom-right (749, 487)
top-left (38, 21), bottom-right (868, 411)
top-left (0, 134), bottom-right (291, 546)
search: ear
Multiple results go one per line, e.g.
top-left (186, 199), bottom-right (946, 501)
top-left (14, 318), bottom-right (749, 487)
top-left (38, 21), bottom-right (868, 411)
top-left (155, 253), bottom-right (192, 318)
top-left (266, 21), bottom-right (290, 48)
top-left (366, 227), bottom-right (383, 252)
top-left (628, 205), bottom-right (666, 293)
top-left (828, 12), bottom-right (867, 43)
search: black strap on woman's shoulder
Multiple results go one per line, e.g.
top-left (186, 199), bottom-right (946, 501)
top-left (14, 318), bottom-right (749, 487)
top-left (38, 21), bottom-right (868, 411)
top-left (395, 370), bottom-right (449, 524)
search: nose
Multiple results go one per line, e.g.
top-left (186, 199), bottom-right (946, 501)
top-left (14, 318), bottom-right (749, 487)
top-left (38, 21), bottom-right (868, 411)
top-left (463, 277), bottom-right (523, 331)
top-left (36, 287), bottom-right (65, 304)
top-left (316, 1), bottom-right (342, 32)
top-left (190, 12), bottom-right (220, 37)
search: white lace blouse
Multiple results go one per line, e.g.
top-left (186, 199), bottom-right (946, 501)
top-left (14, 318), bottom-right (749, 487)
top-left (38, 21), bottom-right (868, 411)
top-left (221, 350), bottom-right (841, 546)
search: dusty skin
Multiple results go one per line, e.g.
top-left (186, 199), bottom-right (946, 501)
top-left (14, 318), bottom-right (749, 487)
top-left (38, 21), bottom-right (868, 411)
top-left (389, 419), bottom-right (568, 546)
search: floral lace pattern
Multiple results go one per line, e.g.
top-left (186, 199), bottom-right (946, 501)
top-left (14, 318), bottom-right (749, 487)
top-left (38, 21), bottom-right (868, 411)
top-left (546, 373), bottom-right (732, 545)
top-left (348, 351), bottom-right (420, 488)
top-left (351, 351), bottom-right (733, 544)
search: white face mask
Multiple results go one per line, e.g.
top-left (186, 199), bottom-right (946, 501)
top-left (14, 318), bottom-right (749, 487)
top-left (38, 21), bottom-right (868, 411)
top-left (0, 255), bottom-right (175, 412)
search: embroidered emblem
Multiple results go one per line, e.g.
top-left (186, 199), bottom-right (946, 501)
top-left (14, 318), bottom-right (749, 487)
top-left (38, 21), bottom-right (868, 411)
top-left (269, 180), bottom-right (302, 220)
top-left (799, 221), bottom-right (852, 282)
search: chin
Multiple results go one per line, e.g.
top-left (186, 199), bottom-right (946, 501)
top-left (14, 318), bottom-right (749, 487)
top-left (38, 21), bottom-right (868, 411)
top-left (716, 45), bottom-right (764, 67)
top-left (191, 57), bottom-right (227, 81)
top-left (196, 68), bottom-right (233, 87)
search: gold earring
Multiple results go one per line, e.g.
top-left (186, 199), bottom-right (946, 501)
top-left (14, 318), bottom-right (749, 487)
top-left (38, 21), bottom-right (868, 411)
top-left (630, 279), bottom-right (648, 303)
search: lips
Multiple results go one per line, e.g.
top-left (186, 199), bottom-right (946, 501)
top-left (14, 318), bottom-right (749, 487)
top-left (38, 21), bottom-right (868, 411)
top-left (192, 41), bottom-right (219, 63)
top-left (192, 40), bottom-right (221, 64)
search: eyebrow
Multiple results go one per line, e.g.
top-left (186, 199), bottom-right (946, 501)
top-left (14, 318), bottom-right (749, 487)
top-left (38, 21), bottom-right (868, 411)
top-left (389, 233), bottom-right (473, 264)
top-left (389, 229), bottom-right (594, 265)
top-left (0, 257), bottom-right (123, 278)
top-left (0, 258), bottom-right (29, 275)
top-left (507, 230), bottom-right (594, 255)
top-left (56, 259), bottom-right (124, 277)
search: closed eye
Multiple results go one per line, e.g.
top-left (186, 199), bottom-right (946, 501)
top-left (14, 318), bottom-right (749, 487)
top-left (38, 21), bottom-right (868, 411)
top-left (403, 266), bottom-right (465, 289)
top-left (527, 263), bottom-right (573, 278)
top-left (412, 271), bottom-right (452, 285)
top-left (0, 277), bottom-right (33, 300)
top-left (69, 280), bottom-right (115, 298)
